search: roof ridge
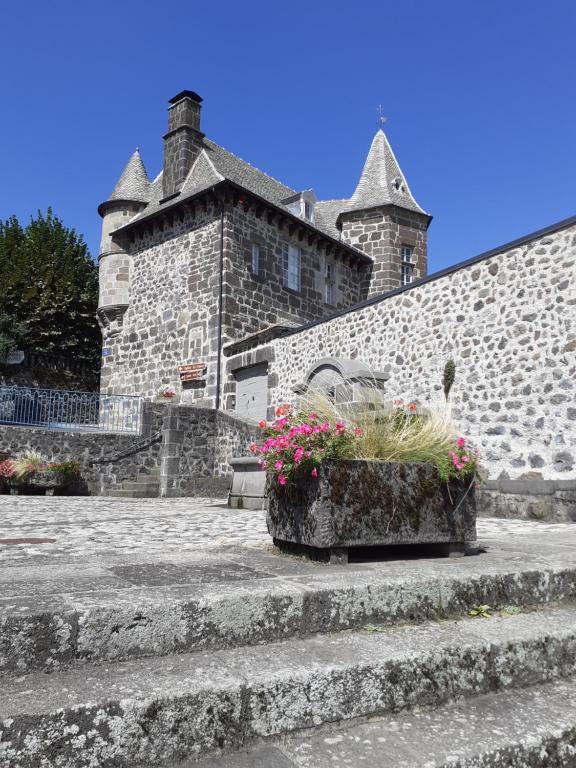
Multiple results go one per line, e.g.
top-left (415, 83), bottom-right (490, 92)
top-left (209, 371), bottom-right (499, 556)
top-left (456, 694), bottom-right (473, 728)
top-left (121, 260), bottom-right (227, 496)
top-left (204, 138), bottom-right (295, 194)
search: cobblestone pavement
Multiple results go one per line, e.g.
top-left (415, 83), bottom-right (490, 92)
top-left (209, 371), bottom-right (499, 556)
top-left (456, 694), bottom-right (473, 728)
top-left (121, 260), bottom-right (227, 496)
top-left (1, 496), bottom-right (575, 564)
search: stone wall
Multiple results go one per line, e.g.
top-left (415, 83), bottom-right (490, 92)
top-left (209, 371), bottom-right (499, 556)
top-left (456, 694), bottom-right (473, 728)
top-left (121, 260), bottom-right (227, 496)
top-left (478, 479), bottom-right (576, 523)
top-left (159, 406), bottom-right (259, 496)
top-left (340, 206), bottom-right (429, 296)
top-left (0, 403), bottom-right (257, 497)
top-left (100, 205), bottom-right (222, 404)
top-left (223, 205), bottom-right (368, 340)
top-left (224, 217), bottom-right (576, 481)
top-left (0, 404), bottom-right (165, 495)
top-left (100, 199), bottom-right (371, 408)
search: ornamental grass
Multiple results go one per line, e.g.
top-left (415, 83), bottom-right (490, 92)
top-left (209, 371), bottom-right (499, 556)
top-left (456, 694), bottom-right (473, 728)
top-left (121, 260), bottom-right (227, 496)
top-left (303, 386), bottom-right (478, 482)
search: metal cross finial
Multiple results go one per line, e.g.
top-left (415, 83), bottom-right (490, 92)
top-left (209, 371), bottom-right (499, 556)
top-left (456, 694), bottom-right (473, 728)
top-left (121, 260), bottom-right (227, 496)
top-left (376, 105), bottom-right (388, 127)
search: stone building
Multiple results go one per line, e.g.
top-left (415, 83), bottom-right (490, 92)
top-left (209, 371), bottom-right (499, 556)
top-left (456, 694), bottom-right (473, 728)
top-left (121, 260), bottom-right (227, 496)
top-left (96, 89), bottom-right (575, 488)
top-left (97, 90), bottom-right (431, 419)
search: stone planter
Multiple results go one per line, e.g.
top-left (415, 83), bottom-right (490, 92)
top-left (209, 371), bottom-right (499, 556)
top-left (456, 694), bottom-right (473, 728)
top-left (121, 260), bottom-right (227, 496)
top-left (267, 459), bottom-right (477, 563)
top-left (8, 470), bottom-right (76, 496)
top-left (228, 456), bottom-right (266, 509)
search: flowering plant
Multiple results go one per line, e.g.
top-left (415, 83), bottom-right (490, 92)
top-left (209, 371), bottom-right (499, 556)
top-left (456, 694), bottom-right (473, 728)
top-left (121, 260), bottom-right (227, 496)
top-left (157, 387), bottom-right (177, 399)
top-left (441, 436), bottom-right (479, 482)
top-left (3, 452), bottom-right (81, 482)
top-left (251, 404), bottom-right (362, 486)
top-left (0, 459), bottom-right (15, 479)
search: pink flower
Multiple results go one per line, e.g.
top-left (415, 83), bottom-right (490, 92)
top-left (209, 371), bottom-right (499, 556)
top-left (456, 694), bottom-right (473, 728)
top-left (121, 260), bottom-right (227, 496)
top-left (278, 475), bottom-right (286, 486)
top-left (249, 443), bottom-right (258, 454)
top-left (311, 468), bottom-right (318, 478)
top-left (294, 447), bottom-right (304, 463)
top-left (274, 460), bottom-right (284, 471)
top-left (457, 437), bottom-right (466, 448)
top-left (353, 427), bottom-right (362, 437)
top-left (335, 421), bottom-right (346, 432)
top-left (258, 420), bottom-right (267, 429)
top-left (462, 456), bottom-right (469, 463)
top-left (309, 412), bottom-right (318, 421)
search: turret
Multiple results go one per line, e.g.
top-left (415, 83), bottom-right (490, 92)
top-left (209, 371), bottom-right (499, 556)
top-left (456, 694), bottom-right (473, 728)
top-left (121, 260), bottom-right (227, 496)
top-left (97, 149), bottom-right (150, 335)
top-left (339, 128), bottom-right (432, 296)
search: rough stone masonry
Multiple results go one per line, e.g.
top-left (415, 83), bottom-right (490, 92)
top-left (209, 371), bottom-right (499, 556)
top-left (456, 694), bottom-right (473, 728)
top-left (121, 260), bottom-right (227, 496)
top-left (95, 89), bottom-right (576, 486)
top-left (224, 218), bottom-right (576, 481)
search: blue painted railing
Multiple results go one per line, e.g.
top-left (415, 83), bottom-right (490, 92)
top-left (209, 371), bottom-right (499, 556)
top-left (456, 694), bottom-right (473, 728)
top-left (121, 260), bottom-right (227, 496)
top-left (0, 387), bottom-right (143, 434)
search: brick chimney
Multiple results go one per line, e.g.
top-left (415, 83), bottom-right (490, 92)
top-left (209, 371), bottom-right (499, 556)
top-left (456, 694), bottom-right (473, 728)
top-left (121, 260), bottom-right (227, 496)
top-left (162, 90), bottom-right (204, 200)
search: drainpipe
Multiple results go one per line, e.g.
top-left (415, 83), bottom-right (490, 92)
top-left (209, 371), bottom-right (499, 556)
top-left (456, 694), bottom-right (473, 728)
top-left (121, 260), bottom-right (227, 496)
top-left (215, 197), bottom-right (225, 411)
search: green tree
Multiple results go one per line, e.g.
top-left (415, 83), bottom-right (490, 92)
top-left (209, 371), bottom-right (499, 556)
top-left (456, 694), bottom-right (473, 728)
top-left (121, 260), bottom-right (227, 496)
top-left (0, 209), bottom-right (100, 368)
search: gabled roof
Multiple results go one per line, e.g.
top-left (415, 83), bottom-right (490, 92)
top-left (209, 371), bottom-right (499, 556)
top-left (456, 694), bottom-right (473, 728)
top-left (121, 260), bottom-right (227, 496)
top-left (348, 129), bottom-right (426, 214)
top-left (125, 137), bottom-right (299, 227)
top-left (106, 149), bottom-right (151, 204)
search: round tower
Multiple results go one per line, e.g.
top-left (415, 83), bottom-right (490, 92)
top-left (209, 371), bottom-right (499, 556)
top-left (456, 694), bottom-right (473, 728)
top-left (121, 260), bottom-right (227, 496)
top-left (97, 149), bottom-right (150, 336)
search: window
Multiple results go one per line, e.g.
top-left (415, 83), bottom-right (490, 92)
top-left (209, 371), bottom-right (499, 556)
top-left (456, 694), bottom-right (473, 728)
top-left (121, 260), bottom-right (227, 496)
top-left (282, 243), bottom-right (301, 292)
top-left (401, 262), bottom-right (414, 286)
top-left (304, 200), bottom-right (313, 221)
top-left (401, 245), bottom-right (415, 286)
top-left (401, 245), bottom-right (414, 262)
top-left (324, 259), bottom-right (335, 305)
top-left (251, 244), bottom-right (260, 275)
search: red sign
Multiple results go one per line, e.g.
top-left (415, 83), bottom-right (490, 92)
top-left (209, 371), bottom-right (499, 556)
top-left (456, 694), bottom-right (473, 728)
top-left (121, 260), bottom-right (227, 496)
top-left (179, 362), bottom-right (206, 381)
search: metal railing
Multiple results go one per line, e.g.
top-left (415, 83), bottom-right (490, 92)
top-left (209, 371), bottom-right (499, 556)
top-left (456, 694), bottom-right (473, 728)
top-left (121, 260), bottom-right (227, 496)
top-left (0, 387), bottom-right (144, 434)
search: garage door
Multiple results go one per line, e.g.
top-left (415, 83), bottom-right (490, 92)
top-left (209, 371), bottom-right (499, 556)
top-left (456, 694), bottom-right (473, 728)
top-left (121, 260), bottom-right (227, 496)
top-left (235, 364), bottom-right (268, 422)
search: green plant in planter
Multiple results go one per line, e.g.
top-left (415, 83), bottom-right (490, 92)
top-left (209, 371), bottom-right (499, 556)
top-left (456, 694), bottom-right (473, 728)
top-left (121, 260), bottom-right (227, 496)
top-left (12, 451), bottom-right (44, 480)
top-left (252, 388), bottom-right (481, 487)
top-left (49, 460), bottom-right (81, 478)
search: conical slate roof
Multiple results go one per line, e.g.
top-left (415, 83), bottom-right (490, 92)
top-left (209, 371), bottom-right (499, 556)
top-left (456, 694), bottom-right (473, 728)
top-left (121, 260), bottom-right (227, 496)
top-left (107, 149), bottom-right (151, 203)
top-left (348, 129), bottom-right (426, 214)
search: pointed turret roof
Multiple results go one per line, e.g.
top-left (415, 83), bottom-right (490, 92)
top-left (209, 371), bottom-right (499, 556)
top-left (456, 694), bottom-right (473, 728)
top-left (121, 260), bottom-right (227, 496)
top-left (107, 149), bottom-right (151, 204)
top-left (348, 129), bottom-right (426, 215)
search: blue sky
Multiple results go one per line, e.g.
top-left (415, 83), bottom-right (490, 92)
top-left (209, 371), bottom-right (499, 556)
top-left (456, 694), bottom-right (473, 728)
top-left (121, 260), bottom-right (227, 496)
top-left (1, 0), bottom-right (574, 273)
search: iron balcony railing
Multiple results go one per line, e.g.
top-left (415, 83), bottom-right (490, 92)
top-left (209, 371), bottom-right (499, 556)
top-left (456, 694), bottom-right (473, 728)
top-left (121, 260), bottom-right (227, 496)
top-left (0, 387), bottom-right (144, 434)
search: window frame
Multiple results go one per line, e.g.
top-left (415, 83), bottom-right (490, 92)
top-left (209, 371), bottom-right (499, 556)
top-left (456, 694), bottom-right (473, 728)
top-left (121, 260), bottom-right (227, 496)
top-left (282, 243), bottom-right (301, 292)
top-left (324, 258), bottom-right (335, 305)
top-left (250, 243), bottom-right (260, 276)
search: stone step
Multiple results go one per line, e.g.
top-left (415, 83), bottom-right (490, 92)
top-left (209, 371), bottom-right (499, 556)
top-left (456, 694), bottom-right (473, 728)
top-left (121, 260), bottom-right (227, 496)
top-left (121, 481), bottom-right (161, 492)
top-left (107, 487), bottom-right (159, 498)
top-left (186, 677), bottom-right (576, 767)
top-left (2, 552), bottom-right (576, 675)
top-left (2, 606), bottom-right (576, 767)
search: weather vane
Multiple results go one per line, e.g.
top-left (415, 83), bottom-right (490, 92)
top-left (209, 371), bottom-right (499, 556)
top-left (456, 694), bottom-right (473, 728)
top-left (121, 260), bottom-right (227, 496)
top-left (376, 105), bottom-right (388, 127)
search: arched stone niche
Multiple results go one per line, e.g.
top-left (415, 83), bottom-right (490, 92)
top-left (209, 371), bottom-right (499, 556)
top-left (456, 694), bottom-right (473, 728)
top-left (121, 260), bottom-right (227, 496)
top-left (293, 358), bottom-right (389, 404)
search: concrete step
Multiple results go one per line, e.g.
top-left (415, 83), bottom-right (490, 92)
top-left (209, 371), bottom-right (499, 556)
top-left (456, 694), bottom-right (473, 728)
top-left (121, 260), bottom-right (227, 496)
top-left (2, 552), bottom-right (576, 675)
top-left (188, 677), bottom-right (576, 767)
top-left (2, 605), bottom-right (576, 766)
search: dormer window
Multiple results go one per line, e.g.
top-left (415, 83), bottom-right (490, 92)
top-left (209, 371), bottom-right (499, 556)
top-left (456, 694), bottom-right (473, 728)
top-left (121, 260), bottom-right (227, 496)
top-left (392, 176), bottom-right (406, 194)
top-left (304, 200), bottom-right (313, 221)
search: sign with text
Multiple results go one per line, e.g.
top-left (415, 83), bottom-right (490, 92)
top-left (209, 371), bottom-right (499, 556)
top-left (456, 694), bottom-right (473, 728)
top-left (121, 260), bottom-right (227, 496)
top-left (178, 362), bottom-right (206, 381)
